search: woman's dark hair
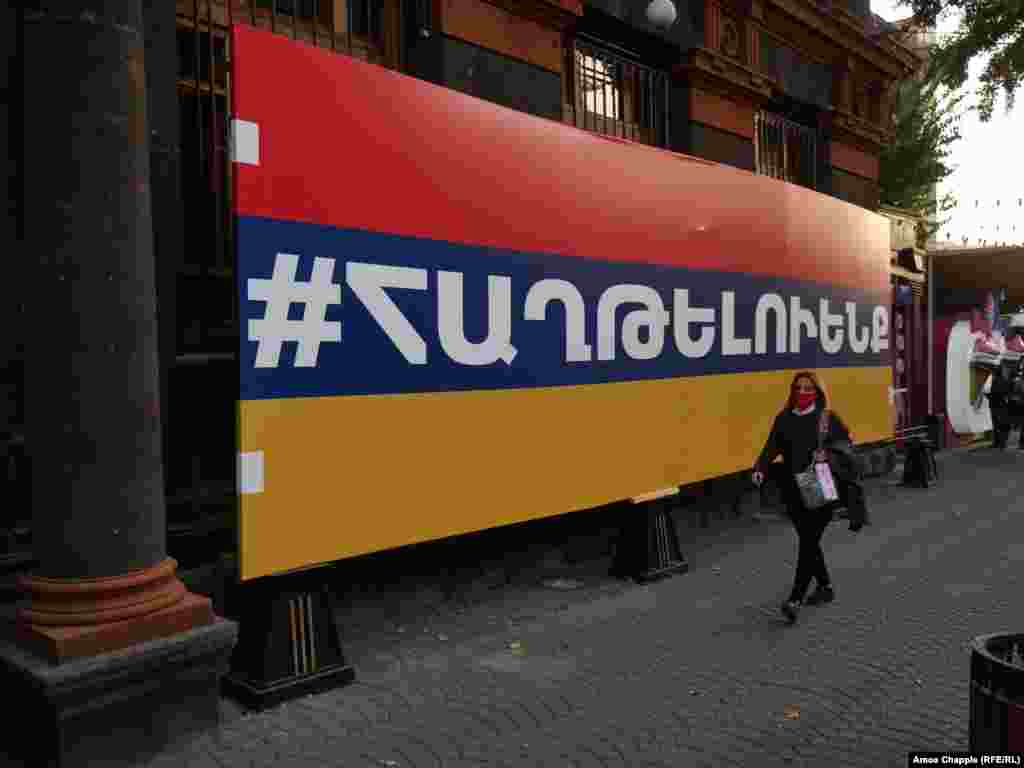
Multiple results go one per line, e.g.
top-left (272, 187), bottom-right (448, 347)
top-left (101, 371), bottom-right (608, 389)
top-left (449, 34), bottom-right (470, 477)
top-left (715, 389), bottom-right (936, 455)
top-left (787, 370), bottom-right (828, 411)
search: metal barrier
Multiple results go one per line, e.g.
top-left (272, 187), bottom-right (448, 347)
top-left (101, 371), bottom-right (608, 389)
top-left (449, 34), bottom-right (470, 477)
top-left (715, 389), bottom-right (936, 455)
top-left (175, 0), bottom-right (390, 352)
top-left (168, 0), bottom-right (393, 554)
top-left (164, 354), bottom-right (239, 566)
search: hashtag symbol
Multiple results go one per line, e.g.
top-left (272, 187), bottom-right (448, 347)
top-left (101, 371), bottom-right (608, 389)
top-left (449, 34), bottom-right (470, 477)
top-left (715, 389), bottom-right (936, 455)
top-left (248, 252), bottom-right (342, 368)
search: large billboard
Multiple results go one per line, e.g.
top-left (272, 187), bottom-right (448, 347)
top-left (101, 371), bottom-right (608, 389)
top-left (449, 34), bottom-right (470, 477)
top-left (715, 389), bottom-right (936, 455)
top-left (231, 24), bottom-right (893, 581)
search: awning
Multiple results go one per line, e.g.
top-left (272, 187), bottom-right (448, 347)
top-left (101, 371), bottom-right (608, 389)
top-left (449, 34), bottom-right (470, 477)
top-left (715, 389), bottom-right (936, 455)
top-left (931, 246), bottom-right (1024, 311)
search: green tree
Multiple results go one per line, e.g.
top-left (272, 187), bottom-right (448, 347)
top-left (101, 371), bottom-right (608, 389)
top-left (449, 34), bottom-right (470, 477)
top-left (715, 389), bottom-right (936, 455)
top-left (878, 76), bottom-right (968, 239)
top-left (902, 0), bottom-right (1024, 121)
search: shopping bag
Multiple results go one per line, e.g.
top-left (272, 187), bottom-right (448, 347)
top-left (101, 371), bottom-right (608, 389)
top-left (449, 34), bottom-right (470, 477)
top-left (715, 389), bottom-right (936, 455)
top-left (793, 410), bottom-right (837, 510)
top-left (795, 461), bottom-right (837, 509)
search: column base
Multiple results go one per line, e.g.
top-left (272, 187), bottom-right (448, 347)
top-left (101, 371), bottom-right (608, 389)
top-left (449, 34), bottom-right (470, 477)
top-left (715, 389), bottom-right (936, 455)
top-left (14, 591), bottom-right (214, 664)
top-left (0, 617), bottom-right (238, 768)
top-left (13, 558), bottom-right (215, 664)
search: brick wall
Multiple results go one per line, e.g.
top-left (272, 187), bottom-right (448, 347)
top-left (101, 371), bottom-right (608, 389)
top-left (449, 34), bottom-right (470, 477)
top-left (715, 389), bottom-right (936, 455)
top-left (830, 139), bottom-right (879, 181)
top-left (448, 36), bottom-right (562, 120)
top-left (688, 123), bottom-right (755, 171)
top-left (406, 0), bottom-right (564, 123)
top-left (441, 0), bottom-right (563, 74)
top-left (832, 167), bottom-right (879, 210)
top-left (679, 88), bottom-right (755, 171)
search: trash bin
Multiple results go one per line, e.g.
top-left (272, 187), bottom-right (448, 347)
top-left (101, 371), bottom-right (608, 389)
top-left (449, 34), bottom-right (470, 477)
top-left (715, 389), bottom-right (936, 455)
top-left (969, 633), bottom-right (1024, 752)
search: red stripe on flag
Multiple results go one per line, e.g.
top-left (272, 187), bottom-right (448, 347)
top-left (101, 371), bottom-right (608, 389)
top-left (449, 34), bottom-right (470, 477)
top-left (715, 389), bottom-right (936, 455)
top-left (230, 24), bottom-right (890, 295)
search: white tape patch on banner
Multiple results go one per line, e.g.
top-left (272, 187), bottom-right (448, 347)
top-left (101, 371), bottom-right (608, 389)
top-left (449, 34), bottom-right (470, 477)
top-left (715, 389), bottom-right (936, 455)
top-left (231, 119), bottom-right (261, 166)
top-left (238, 450), bottom-right (265, 495)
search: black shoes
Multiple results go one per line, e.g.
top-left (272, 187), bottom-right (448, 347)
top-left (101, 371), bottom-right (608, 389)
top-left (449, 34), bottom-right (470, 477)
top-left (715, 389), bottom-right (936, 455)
top-left (805, 585), bottom-right (835, 606)
top-left (782, 586), bottom-right (834, 623)
top-left (780, 600), bottom-right (800, 624)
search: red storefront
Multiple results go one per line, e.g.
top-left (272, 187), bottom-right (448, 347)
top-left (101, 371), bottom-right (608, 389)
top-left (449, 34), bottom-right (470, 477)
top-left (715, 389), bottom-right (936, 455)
top-left (882, 207), bottom-right (929, 439)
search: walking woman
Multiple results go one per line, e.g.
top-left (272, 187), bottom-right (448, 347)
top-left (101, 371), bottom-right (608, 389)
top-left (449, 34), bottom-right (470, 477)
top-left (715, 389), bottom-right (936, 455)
top-left (752, 371), bottom-right (852, 625)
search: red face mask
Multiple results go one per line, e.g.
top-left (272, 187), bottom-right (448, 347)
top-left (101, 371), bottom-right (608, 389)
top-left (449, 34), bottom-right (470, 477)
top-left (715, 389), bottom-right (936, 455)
top-left (795, 391), bottom-right (817, 410)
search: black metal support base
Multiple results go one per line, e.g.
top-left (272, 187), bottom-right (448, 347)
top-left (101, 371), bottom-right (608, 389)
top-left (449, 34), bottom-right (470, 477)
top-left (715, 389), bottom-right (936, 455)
top-left (902, 437), bottom-right (939, 488)
top-left (222, 662), bottom-right (355, 711)
top-left (221, 568), bottom-right (355, 712)
top-left (611, 494), bottom-right (689, 583)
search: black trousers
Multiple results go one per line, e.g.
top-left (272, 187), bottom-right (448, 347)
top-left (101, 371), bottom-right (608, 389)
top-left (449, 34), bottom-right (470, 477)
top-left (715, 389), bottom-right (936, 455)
top-left (1011, 405), bottom-right (1024, 447)
top-left (992, 403), bottom-right (1013, 448)
top-left (787, 500), bottom-right (833, 602)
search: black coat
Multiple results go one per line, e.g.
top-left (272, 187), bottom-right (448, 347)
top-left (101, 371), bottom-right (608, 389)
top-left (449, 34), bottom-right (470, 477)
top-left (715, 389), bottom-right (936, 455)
top-left (827, 436), bottom-right (870, 530)
top-left (989, 370), bottom-right (1013, 408)
top-left (756, 407), bottom-right (869, 530)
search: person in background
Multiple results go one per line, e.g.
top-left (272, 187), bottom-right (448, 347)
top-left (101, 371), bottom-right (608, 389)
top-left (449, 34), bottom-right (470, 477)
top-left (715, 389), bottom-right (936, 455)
top-left (987, 361), bottom-right (1015, 450)
top-left (1008, 360), bottom-right (1024, 450)
top-left (752, 371), bottom-right (852, 625)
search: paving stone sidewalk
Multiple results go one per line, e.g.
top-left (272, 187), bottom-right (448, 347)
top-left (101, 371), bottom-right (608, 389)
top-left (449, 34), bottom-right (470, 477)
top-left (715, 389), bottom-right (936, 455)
top-left (139, 446), bottom-right (1024, 768)
top-left (87, 447), bottom-right (1019, 766)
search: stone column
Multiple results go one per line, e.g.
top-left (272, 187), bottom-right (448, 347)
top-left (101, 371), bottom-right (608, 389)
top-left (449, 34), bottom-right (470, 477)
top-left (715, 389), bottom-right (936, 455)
top-left (15, 0), bottom-right (214, 664)
top-left (0, 4), bottom-right (236, 765)
top-left (0, 0), bottom-right (17, 439)
top-left (142, 0), bottom-right (181, 499)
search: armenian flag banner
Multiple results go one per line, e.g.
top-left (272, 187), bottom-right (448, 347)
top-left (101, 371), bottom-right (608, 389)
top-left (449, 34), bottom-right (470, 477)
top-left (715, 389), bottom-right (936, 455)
top-left (231, 24), bottom-right (893, 580)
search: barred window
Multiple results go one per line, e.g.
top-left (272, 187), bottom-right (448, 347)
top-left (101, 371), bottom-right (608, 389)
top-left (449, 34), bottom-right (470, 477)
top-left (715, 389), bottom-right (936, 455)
top-left (166, 0), bottom-right (395, 537)
top-left (754, 111), bottom-right (818, 191)
top-left (567, 36), bottom-right (669, 149)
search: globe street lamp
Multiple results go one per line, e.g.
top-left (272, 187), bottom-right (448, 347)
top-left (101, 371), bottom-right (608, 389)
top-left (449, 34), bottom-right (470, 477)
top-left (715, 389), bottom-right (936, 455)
top-left (646, 0), bottom-right (678, 30)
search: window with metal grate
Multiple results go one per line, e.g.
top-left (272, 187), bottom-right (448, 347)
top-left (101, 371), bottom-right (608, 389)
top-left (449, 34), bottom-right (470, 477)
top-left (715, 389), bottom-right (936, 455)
top-left (567, 35), bottom-right (670, 149)
top-left (754, 110), bottom-right (818, 191)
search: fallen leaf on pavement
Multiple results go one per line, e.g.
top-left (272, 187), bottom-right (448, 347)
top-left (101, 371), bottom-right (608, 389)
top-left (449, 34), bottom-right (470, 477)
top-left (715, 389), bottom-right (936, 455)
top-left (543, 578), bottom-right (583, 590)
